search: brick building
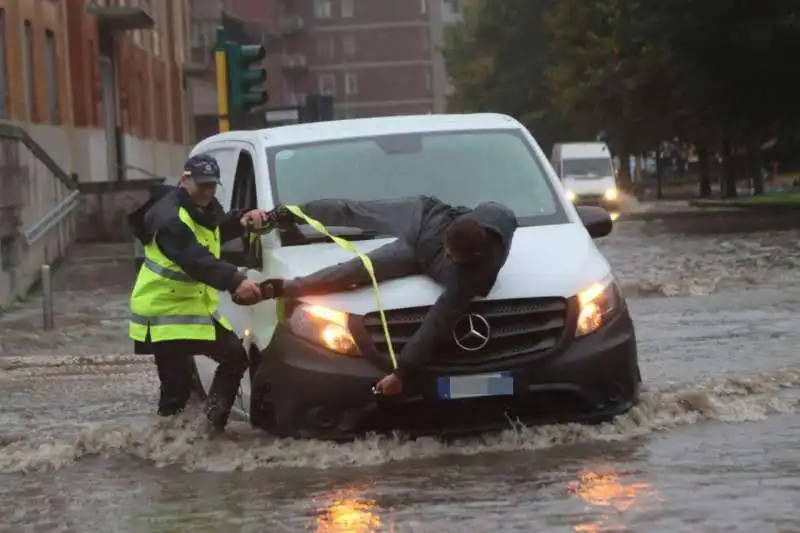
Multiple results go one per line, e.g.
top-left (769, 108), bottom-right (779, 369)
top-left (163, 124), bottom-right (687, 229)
top-left (0, 0), bottom-right (191, 183)
top-left (68, 0), bottom-right (192, 182)
top-left (187, 0), bottom-right (464, 138)
top-left (279, 0), bottom-right (464, 118)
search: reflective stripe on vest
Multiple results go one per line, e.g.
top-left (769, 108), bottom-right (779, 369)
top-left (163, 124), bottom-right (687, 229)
top-left (143, 257), bottom-right (194, 283)
top-left (129, 206), bottom-right (232, 343)
top-left (130, 310), bottom-right (225, 326)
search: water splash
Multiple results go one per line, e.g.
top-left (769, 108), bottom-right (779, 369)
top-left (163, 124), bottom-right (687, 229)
top-left (1, 364), bottom-right (797, 475)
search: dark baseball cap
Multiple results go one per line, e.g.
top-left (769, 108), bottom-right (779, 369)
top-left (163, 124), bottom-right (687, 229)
top-left (183, 154), bottom-right (221, 184)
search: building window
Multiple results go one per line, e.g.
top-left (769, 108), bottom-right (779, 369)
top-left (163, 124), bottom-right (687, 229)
top-left (172, 1), bottom-right (185, 63)
top-left (425, 69), bottom-right (432, 91)
top-left (342, 34), bottom-right (356, 56)
top-left (341, 0), bottom-right (354, 18)
top-left (345, 73), bottom-right (358, 96)
top-left (314, 0), bottom-right (332, 19)
top-left (420, 0), bottom-right (427, 14)
top-left (152, 3), bottom-right (162, 57)
top-left (317, 36), bottom-right (335, 58)
top-left (155, 82), bottom-right (165, 140)
top-left (139, 73), bottom-right (148, 137)
top-left (318, 74), bottom-right (335, 95)
top-left (45, 30), bottom-right (59, 125)
top-left (0, 10), bottom-right (7, 117)
top-left (23, 21), bottom-right (36, 121)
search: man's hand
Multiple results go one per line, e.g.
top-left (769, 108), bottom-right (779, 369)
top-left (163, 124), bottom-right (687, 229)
top-left (374, 373), bottom-right (403, 396)
top-left (258, 278), bottom-right (285, 299)
top-left (266, 205), bottom-right (300, 226)
top-left (240, 209), bottom-right (269, 229)
top-left (233, 279), bottom-right (263, 306)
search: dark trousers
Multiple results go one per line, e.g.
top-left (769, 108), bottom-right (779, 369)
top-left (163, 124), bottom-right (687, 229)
top-left (152, 320), bottom-right (249, 430)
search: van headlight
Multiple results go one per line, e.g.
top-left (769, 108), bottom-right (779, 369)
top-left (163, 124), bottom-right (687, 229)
top-left (566, 190), bottom-right (577, 202)
top-left (576, 275), bottom-right (619, 336)
top-left (604, 188), bottom-right (618, 201)
top-left (286, 303), bottom-right (359, 355)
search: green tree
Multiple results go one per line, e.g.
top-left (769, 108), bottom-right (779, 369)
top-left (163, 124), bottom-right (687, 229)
top-left (442, 0), bottom-right (568, 150)
top-left (445, 0), bottom-right (800, 197)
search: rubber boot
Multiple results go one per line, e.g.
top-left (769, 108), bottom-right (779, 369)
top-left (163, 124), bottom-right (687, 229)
top-left (202, 367), bottom-right (241, 433)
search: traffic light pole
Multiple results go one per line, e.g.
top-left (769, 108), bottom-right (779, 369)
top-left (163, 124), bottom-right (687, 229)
top-left (214, 29), bottom-right (230, 133)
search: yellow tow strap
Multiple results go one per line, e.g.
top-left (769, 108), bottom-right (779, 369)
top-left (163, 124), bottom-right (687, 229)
top-left (283, 205), bottom-right (398, 371)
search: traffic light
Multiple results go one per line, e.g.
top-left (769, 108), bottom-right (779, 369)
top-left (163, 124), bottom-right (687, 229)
top-left (226, 42), bottom-right (269, 115)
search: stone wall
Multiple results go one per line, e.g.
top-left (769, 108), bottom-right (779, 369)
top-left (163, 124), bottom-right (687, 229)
top-left (77, 178), bottom-right (164, 243)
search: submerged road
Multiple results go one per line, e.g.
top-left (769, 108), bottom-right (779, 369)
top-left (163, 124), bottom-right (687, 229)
top-left (1, 223), bottom-right (799, 532)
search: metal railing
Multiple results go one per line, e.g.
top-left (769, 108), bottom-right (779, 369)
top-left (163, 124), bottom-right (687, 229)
top-left (0, 122), bottom-right (80, 324)
top-left (0, 123), bottom-right (79, 247)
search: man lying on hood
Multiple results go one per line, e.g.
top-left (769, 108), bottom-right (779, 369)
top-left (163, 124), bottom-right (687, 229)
top-left (260, 196), bottom-right (518, 396)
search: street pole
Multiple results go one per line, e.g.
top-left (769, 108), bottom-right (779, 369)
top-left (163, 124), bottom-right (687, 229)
top-left (214, 27), bottom-right (230, 133)
top-left (41, 264), bottom-right (54, 330)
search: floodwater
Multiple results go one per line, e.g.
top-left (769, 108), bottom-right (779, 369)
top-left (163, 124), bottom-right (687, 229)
top-left (1, 223), bottom-right (799, 532)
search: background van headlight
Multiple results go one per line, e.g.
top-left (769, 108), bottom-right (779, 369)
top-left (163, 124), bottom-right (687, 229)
top-left (576, 275), bottom-right (619, 336)
top-left (566, 190), bottom-right (577, 202)
top-left (286, 303), bottom-right (359, 355)
top-left (603, 188), bottom-right (618, 201)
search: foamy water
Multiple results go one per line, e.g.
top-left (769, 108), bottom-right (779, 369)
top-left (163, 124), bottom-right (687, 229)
top-left (1, 359), bottom-right (798, 475)
top-left (599, 225), bottom-right (800, 297)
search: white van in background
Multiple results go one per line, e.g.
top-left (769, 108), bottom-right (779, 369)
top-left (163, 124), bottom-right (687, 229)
top-left (551, 142), bottom-right (619, 209)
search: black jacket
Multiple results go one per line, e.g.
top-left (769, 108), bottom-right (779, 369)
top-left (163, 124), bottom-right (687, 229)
top-left (289, 196), bottom-right (518, 375)
top-left (129, 185), bottom-right (247, 293)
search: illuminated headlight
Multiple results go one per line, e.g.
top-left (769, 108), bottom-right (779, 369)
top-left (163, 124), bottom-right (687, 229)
top-left (566, 190), bottom-right (577, 202)
top-left (287, 304), bottom-right (359, 355)
top-left (604, 188), bottom-right (618, 201)
top-left (576, 274), bottom-right (619, 336)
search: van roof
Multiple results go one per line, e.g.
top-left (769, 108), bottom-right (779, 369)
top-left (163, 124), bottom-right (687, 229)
top-left (194, 113), bottom-right (523, 151)
top-left (558, 142), bottom-right (611, 158)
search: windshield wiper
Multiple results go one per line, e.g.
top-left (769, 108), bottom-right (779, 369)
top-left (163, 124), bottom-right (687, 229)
top-left (280, 225), bottom-right (379, 246)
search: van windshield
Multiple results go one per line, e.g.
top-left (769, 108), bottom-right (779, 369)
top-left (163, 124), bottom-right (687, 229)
top-left (266, 129), bottom-right (568, 227)
top-left (562, 158), bottom-right (614, 179)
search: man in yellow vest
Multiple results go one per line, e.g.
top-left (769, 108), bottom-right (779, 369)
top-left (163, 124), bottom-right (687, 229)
top-left (128, 154), bottom-right (268, 435)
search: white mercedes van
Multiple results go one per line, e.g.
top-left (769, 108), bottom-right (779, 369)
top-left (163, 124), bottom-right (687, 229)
top-left (551, 142), bottom-right (620, 209)
top-left (189, 114), bottom-right (641, 440)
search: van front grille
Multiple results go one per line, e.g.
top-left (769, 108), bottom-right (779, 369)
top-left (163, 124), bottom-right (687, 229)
top-left (362, 298), bottom-right (569, 370)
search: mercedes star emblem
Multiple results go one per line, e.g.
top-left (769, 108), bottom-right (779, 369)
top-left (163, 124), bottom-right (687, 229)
top-left (452, 313), bottom-right (491, 352)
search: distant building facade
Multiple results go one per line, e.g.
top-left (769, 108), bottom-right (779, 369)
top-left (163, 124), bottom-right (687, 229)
top-left (186, 0), bottom-right (465, 138)
top-left (0, 0), bottom-right (192, 182)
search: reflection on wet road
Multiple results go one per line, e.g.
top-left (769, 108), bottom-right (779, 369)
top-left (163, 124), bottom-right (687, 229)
top-left (1, 226), bottom-right (799, 532)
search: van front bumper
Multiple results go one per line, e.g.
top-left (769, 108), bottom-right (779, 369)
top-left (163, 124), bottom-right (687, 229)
top-left (252, 308), bottom-right (641, 441)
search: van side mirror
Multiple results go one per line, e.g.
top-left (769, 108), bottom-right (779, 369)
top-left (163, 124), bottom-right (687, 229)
top-left (220, 238), bottom-right (261, 269)
top-left (576, 206), bottom-right (613, 238)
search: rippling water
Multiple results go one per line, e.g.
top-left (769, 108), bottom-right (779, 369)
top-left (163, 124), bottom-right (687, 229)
top-left (1, 226), bottom-right (799, 532)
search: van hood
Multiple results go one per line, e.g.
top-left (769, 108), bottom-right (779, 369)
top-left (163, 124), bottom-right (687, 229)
top-left (562, 175), bottom-right (616, 196)
top-left (265, 224), bottom-right (612, 316)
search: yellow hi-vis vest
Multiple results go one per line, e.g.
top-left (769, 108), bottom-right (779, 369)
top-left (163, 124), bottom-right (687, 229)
top-left (129, 207), bottom-right (233, 343)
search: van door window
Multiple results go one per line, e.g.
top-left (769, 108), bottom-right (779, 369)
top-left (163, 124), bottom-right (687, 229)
top-left (229, 150), bottom-right (262, 269)
top-left (230, 150), bottom-right (258, 212)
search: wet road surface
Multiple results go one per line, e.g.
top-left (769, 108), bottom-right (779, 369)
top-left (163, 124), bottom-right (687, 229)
top-left (1, 224), bottom-right (800, 532)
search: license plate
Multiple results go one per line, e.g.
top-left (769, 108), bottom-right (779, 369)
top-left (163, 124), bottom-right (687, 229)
top-left (436, 373), bottom-right (514, 400)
